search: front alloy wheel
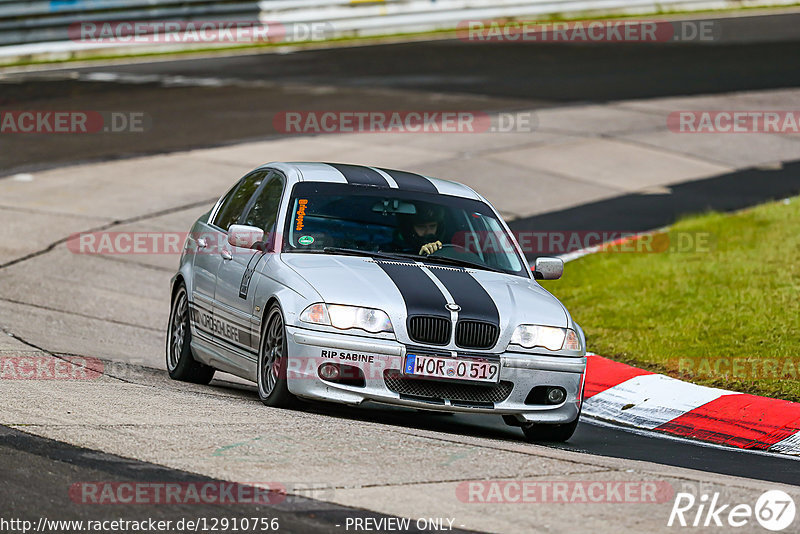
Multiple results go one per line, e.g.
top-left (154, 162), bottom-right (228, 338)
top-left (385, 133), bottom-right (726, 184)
top-left (257, 304), bottom-right (295, 407)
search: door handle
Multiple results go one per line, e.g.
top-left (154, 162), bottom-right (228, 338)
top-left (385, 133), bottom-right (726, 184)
top-left (197, 238), bottom-right (208, 249)
top-left (221, 249), bottom-right (232, 261)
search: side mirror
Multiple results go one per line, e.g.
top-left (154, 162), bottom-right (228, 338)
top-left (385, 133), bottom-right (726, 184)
top-left (228, 224), bottom-right (264, 249)
top-left (533, 257), bottom-right (564, 280)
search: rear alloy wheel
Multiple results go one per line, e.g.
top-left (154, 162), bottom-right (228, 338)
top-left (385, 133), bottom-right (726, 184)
top-left (166, 284), bottom-right (215, 384)
top-left (257, 304), bottom-right (296, 407)
top-left (521, 416), bottom-right (579, 443)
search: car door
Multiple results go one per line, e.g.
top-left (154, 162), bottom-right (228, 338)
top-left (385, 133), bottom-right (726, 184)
top-left (190, 170), bottom-right (267, 348)
top-left (214, 170), bottom-right (285, 363)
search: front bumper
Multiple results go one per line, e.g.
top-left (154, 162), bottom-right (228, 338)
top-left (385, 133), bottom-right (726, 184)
top-left (285, 326), bottom-right (586, 424)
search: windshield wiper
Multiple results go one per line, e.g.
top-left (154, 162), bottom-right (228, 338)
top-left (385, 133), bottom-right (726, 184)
top-left (321, 247), bottom-right (506, 274)
top-left (387, 252), bottom-right (506, 274)
top-left (321, 247), bottom-right (402, 261)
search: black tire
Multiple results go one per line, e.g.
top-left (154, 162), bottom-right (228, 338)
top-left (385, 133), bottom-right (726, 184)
top-left (521, 416), bottom-right (580, 443)
top-left (520, 380), bottom-right (585, 443)
top-left (166, 284), bottom-right (215, 385)
top-left (257, 303), bottom-right (296, 407)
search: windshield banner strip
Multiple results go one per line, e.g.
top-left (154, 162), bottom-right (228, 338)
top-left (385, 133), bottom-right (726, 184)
top-left (325, 162), bottom-right (390, 187)
top-left (429, 268), bottom-right (500, 325)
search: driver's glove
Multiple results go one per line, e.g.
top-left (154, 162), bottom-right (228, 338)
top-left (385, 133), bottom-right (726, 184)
top-left (419, 241), bottom-right (443, 255)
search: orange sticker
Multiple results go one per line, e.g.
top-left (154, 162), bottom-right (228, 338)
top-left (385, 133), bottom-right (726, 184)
top-left (295, 199), bottom-right (308, 231)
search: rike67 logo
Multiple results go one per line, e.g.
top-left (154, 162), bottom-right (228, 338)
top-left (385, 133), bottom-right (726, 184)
top-left (668, 489), bottom-right (796, 531)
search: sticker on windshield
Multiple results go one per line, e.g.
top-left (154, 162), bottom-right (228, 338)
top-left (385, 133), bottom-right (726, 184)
top-left (298, 235), bottom-right (314, 246)
top-left (295, 199), bottom-right (308, 231)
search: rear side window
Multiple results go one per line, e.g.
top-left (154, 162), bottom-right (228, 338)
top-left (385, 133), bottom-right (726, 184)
top-left (211, 171), bottom-right (268, 231)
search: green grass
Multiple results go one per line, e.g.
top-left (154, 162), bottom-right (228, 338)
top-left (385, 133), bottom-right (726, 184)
top-left (541, 196), bottom-right (800, 402)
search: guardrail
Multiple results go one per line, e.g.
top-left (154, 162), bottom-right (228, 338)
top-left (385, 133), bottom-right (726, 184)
top-left (260, 0), bottom-right (705, 35)
top-left (0, 0), bottom-right (796, 58)
top-left (0, 0), bottom-right (261, 46)
top-left (259, 0), bottom-right (800, 37)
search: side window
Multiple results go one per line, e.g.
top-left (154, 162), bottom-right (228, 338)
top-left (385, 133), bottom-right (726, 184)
top-left (242, 172), bottom-right (285, 234)
top-left (211, 171), bottom-right (268, 231)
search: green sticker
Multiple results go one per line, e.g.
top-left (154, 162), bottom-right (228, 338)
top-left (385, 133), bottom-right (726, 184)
top-left (298, 235), bottom-right (315, 246)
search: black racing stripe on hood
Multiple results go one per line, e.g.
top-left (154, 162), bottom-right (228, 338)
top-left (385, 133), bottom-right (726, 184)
top-left (379, 168), bottom-right (438, 193)
top-left (325, 163), bottom-right (390, 187)
top-left (429, 268), bottom-right (500, 325)
top-left (374, 261), bottom-right (449, 319)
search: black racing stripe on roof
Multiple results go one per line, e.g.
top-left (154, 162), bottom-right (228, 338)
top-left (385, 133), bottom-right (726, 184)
top-left (325, 163), bottom-right (390, 187)
top-left (429, 268), bottom-right (500, 325)
top-left (379, 168), bottom-right (438, 193)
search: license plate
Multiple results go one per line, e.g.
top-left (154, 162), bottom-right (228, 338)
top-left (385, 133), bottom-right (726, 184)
top-left (404, 354), bottom-right (500, 383)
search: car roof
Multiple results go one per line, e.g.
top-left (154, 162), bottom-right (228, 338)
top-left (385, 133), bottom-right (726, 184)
top-left (263, 161), bottom-right (482, 201)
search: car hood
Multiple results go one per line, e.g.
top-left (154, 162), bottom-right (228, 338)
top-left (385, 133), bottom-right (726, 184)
top-left (281, 254), bottom-right (568, 330)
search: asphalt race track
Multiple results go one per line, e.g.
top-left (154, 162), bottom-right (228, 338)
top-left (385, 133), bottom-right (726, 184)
top-left (1, 8), bottom-right (800, 533)
top-left (1, 426), bottom-right (465, 534)
top-left (4, 12), bottom-right (800, 175)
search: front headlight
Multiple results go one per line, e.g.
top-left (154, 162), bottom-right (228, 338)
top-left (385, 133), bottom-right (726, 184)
top-left (300, 303), bottom-right (393, 334)
top-left (510, 325), bottom-right (581, 351)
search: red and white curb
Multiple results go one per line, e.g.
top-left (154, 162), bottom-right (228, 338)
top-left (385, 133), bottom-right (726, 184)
top-left (558, 228), bottom-right (666, 263)
top-left (557, 227), bottom-right (800, 455)
top-left (583, 355), bottom-right (800, 456)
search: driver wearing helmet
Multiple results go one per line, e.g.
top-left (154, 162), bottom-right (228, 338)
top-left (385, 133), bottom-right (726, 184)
top-left (395, 204), bottom-right (446, 256)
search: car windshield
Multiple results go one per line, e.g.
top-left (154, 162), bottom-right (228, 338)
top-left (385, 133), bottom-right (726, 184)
top-left (283, 182), bottom-right (527, 277)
